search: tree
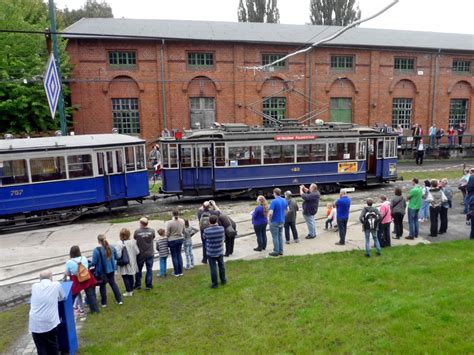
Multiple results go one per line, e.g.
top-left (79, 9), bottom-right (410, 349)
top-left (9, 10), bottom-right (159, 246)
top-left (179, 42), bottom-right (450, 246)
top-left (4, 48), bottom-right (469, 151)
top-left (0, 0), bottom-right (72, 135)
top-left (309, 0), bottom-right (361, 26)
top-left (61, 0), bottom-right (113, 28)
top-left (237, 0), bottom-right (280, 23)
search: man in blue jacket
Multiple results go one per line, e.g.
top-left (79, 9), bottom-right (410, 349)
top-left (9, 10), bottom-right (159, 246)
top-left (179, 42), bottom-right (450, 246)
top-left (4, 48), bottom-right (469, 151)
top-left (268, 188), bottom-right (288, 257)
top-left (335, 190), bottom-right (351, 245)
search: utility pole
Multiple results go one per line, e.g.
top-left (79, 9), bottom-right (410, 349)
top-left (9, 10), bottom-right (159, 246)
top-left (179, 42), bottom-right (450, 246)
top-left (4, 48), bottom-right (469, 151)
top-left (47, 0), bottom-right (67, 135)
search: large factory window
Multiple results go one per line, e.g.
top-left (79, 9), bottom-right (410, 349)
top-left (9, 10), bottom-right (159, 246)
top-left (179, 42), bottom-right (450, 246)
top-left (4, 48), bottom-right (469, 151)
top-left (112, 98), bottom-right (140, 135)
top-left (262, 97), bottom-right (286, 127)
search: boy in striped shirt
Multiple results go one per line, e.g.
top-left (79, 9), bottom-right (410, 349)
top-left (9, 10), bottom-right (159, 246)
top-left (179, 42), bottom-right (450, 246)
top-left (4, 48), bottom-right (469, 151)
top-left (203, 215), bottom-right (227, 288)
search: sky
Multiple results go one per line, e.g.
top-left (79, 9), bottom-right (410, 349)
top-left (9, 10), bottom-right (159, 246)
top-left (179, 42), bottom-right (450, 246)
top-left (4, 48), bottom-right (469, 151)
top-left (54, 0), bottom-right (474, 34)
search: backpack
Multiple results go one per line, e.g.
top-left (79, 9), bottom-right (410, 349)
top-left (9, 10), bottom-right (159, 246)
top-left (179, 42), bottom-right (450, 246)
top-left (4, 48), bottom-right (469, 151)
top-left (364, 209), bottom-right (379, 230)
top-left (75, 259), bottom-right (91, 283)
top-left (116, 242), bottom-right (130, 267)
top-left (200, 211), bottom-right (211, 231)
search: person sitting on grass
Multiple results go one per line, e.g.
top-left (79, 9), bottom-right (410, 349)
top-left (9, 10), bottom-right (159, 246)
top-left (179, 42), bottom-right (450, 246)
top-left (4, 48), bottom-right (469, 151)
top-left (183, 220), bottom-right (199, 269)
top-left (156, 228), bottom-right (169, 277)
top-left (203, 215), bottom-right (227, 289)
top-left (359, 199), bottom-right (381, 257)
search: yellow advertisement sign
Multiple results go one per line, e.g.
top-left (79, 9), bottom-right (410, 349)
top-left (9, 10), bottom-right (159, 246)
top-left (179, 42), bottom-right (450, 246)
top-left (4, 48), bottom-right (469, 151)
top-left (338, 162), bottom-right (357, 173)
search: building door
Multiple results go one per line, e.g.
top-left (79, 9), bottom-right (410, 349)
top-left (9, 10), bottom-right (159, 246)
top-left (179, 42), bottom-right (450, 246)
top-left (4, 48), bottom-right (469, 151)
top-left (330, 98), bottom-right (352, 123)
top-left (190, 97), bottom-right (215, 129)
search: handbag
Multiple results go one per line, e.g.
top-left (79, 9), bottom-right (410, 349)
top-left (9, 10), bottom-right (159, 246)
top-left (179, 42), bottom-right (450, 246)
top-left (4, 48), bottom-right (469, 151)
top-left (441, 191), bottom-right (448, 203)
top-left (75, 258), bottom-right (91, 283)
top-left (116, 241), bottom-right (130, 266)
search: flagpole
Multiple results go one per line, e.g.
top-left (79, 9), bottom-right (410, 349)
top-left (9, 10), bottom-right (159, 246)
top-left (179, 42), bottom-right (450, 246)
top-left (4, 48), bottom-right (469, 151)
top-left (48, 0), bottom-right (67, 135)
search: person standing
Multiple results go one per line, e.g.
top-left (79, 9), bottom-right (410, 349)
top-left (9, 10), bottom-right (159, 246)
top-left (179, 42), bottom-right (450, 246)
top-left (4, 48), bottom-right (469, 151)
top-left (29, 270), bottom-right (65, 355)
top-left (419, 180), bottom-right (431, 222)
top-left (133, 217), bottom-right (155, 290)
top-left (435, 128), bottom-right (444, 146)
top-left (92, 235), bottom-right (123, 306)
top-left (406, 178), bottom-right (422, 240)
top-left (466, 168), bottom-right (474, 222)
top-left (390, 187), bottom-right (407, 239)
top-left (427, 180), bottom-right (444, 237)
top-left (300, 183), bottom-right (320, 239)
top-left (252, 195), bottom-right (268, 252)
top-left (204, 215), bottom-right (227, 288)
top-left (268, 188), bottom-right (288, 257)
top-left (468, 196), bottom-right (474, 239)
top-left (183, 220), bottom-right (198, 269)
top-left (415, 139), bottom-right (425, 166)
top-left (115, 228), bottom-right (140, 297)
top-left (197, 201), bottom-right (220, 264)
top-left (65, 245), bottom-right (99, 314)
top-left (359, 199), bottom-right (381, 257)
top-left (457, 123), bottom-right (465, 146)
top-left (413, 123), bottom-right (423, 147)
top-left (439, 178), bottom-right (453, 235)
top-left (284, 191), bottom-right (299, 244)
top-left (447, 126), bottom-right (455, 147)
top-left (429, 124), bottom-right (436, 148)
top-left (166, 209), bottom-right (185, 276)
top-left (156, 229), bottom-right (169, 277)
top-left (218, 213), bottom-right (237, 257)
top-left (378, 195), bottom-right (392, 247)
top-left (396, 125), bottom-right (404, 147)
top-left (335, 190), bottom-right (351, 246)
top-left (149, 144), bottom-right (161, 167)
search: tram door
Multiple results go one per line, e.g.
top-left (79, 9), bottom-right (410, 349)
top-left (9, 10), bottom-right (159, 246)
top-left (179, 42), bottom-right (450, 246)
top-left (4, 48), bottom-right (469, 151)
top-left (97, 150), bottom-right (126, 201)
top-left (367, 139), bottom-right (377, 177)
top-left (179, 144), bottom-right (213, 194)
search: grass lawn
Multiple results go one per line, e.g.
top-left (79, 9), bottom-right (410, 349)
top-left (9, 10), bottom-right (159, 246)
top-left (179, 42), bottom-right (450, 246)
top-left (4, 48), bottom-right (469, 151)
top-left (399, 168), bottom-right (465, 182)
top-left (77, 241), bottom-right (474, 353)
top-left (0, 304), bottom-right (28, 353)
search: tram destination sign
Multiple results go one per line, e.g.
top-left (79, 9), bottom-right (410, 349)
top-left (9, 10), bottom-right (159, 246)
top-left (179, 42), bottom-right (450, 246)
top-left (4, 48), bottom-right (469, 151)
top-left (274, 135), bottom-right (316, 141)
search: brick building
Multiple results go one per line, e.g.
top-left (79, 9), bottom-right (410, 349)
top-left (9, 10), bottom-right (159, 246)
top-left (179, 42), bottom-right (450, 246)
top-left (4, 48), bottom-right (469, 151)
top-left (64, 19), bottom-right (474, 145)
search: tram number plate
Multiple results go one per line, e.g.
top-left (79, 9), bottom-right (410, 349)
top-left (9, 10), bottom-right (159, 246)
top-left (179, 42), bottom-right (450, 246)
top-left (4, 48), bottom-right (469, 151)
top-left (291, 167), bottom-right (300, 172)
top-left (10, 189), bottom-right (23, 197)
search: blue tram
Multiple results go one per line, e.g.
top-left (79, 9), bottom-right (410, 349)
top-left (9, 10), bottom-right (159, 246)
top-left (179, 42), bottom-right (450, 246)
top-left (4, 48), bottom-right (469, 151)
top-left (160, 123), bottom-right (398, 196)
top-left (0, 134), bottom-right (149, 228)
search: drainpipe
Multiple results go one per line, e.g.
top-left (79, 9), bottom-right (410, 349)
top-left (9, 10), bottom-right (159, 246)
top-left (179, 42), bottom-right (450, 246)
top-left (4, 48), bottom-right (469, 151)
top-left (308, 49), bottom-right (313, 117)
top-left (160, 39), bottom-right (168, 129)
top-left (431, 49), bottom-right (441, 126)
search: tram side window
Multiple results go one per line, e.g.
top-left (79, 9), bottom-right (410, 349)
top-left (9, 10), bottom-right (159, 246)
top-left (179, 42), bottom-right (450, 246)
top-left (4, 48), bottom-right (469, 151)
top-left (200, 146), bottom-right (212, 167)
top-left (263, 145), bottom-right (294, 164)
top-left (106, 152), bottom-right (114, 174)
top-left (115, 150), bottom-right (124, 173)
top-left (228, 146), bottom-right (262, 166)
top-left (67, 155), bottom-right (93, 179)
top-left (357, 141), bottom-right (366, 160)
top-left (215, 144), bottom-right (226, 166)
top-left (297, 144), bottom-right (325, 162)
top-left (97, 153), bottom-right (104, 174)
top-left (181, 147), bottom-right (193, 168)
top-left (384, 138), bottom-right (397, 158)
top-left (328, 143), bottom-right (356, 160)
top-left (125, 147), bottom-right (135, 171)
top-left (169, 144), bottom-right (178, 168)
top-left (0, 159), bottom-right (29, 185)
top-left (377, 141), bottom-right (384, 159)
top-left (30, 157), bottom-right (66, 182)
top-left (161, 145), bottom-right (169, 168)
top-left (135, 145), bottom-right (146, 170)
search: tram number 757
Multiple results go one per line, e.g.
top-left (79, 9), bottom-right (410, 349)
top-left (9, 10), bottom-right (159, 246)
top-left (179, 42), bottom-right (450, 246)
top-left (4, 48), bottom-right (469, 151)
top-left (10, 190), bottom-right (23, 197)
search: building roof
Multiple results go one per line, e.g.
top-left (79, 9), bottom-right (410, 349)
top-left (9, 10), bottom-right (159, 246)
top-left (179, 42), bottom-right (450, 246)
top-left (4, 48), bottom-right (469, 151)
top-left (0, 134), bottom-right (144, 153)
top-left (63, 18), bottom-right (474, 52)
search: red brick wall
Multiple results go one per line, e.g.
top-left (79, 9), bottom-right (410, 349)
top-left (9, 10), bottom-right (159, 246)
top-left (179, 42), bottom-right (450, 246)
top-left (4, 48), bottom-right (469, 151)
top-left (67, 39), bottom-right (474, 146)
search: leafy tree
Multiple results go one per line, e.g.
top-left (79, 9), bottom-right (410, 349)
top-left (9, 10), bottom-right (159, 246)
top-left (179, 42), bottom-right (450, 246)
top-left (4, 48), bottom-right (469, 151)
top-left (61, 0), bottom-right (113, 28)
top-left (237, 0), bottom-right (280, 23)
top-left (0, 0), bottom-right (72, 135)
top-left (309, 0), bottom-right (361, 26)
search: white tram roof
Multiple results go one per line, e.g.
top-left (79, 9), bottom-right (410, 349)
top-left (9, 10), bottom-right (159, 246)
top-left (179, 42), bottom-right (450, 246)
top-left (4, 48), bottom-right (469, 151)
top-left (0, 134), bottom-right (144, 153)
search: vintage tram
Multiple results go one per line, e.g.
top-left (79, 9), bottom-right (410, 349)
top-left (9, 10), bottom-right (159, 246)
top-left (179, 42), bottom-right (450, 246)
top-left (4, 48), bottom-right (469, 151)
top-left (160, 122), bottom-right (398, 197)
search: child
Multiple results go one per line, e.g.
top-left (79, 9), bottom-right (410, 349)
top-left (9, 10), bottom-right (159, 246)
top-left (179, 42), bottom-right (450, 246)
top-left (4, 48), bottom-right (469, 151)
top-left (183, 220), bottom-right (199, 269)
top-left (324, 202), bottom-right (335, 230)
top-left (156, 228), bottom-right (169, 277)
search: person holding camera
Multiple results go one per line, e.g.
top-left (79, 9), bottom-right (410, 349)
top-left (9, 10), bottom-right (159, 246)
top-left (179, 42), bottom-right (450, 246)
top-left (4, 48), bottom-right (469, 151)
top-left (299, 183), bottom-right (320, 239)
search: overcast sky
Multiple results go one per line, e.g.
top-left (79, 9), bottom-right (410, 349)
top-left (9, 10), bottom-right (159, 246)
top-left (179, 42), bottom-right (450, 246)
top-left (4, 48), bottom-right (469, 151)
top-left (55, 0), bottom-right (474, 34)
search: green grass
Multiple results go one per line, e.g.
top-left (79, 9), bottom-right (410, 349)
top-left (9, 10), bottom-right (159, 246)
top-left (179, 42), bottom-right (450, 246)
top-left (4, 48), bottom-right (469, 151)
top-left (0, 304), bottom-right (28, 353)
top-left (149, 181), bottom-right (161, 195)
top-left (110, 209), bottom-right (195, 224)
top-left (77, 241), bottom-right (474, 353)
top-left (399, 168), bottom-right (465, 182)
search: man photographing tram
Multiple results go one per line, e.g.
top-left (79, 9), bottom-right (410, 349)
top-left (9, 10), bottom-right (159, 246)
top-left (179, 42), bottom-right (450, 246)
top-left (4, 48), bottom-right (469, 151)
top-left (300, 183), bottom-right (320, 239)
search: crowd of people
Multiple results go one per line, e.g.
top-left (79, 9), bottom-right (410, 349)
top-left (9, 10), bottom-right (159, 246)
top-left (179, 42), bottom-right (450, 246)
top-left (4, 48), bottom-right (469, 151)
top-left (29, 167), bottom-right (474, 354)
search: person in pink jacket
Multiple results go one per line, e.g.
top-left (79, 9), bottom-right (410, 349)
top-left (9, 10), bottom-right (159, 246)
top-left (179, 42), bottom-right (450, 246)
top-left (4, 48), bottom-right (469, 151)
top-left (378, 195), bottom-right (392, 247)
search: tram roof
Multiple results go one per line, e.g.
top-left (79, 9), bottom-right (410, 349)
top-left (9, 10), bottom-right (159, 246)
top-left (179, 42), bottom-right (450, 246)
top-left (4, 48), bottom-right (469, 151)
top-left (160, 123), bottom-right (397, 142)
top-left (0, 134), bottom-right (145, 153)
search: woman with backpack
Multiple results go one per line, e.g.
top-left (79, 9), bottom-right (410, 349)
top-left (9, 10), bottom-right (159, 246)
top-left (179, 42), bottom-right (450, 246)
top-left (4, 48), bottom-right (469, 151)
top-left (92, 234), bottom-right (123, 307)
top-left (115, 228), bottom-right (140, 297)
top-left (65, 245), bottom-right (99, 314)
top-left (391, 187), bottom-right (407, 239)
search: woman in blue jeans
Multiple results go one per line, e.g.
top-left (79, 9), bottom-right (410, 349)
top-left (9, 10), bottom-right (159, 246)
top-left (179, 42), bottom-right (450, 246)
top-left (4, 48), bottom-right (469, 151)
top-left (252, 195), bottom-right (268, 251)
top-left (166, 209), bottom-right (186, 276)
top-left (92, 234), bottom-right (123, 307)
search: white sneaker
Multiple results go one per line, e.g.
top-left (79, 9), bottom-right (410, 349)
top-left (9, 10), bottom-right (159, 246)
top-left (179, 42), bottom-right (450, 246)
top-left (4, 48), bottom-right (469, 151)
top-left (118, 301), bottom-right (123, 305)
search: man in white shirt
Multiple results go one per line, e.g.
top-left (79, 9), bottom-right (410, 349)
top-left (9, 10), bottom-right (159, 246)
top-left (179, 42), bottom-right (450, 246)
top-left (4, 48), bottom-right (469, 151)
top-left (29, 270), bottom-right (65, 355)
